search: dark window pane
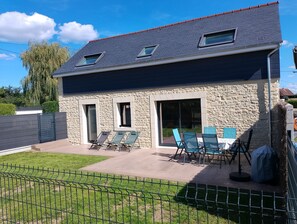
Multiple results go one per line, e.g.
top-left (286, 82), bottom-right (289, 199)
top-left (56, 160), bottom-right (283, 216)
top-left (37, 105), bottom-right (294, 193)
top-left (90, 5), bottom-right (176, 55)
top-left (120, 103), bottom-right (131, 127)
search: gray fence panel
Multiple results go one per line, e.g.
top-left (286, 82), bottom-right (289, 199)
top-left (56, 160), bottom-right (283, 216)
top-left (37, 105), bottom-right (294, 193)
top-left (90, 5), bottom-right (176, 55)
top-left (0, 115), bottom-right (39, 150)
top-left (39, 113), bottom-right (55, 143)
top-left (54, 112), bottom-right (67, 140)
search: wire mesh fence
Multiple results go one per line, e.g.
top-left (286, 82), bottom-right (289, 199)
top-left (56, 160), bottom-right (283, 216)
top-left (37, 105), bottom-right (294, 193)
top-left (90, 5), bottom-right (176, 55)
top-left (0, 163), bottom-right (288, 223)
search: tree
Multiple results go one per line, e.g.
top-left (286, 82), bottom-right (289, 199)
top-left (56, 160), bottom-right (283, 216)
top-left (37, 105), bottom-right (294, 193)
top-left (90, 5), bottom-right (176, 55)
top-left (21, 42), bottom-right (69, 105)
top-left (0, 86), bottom-right (27, 107)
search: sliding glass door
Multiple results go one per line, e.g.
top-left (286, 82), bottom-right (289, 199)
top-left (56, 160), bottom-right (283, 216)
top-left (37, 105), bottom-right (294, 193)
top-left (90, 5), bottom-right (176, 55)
top-left (157, 99), bottom-right (201, 146)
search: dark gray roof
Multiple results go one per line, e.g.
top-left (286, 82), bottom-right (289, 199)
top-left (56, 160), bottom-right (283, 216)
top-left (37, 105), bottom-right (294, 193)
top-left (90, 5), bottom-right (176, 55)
top-left (53, 2), bottom-right (282, 77)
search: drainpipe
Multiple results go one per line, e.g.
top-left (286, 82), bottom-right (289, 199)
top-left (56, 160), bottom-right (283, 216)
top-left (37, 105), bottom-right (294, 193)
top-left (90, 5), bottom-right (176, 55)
top-left (267, 45), bottom-right (280, 147)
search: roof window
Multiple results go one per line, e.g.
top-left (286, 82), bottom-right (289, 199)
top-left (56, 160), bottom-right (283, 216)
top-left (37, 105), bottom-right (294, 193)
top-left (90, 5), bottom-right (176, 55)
top-left (76, 53), bottom-right (104, 66)
top-left (199, 29), bottom-right (236, 47)
top-left (137, 45), bottom-right (158, 58)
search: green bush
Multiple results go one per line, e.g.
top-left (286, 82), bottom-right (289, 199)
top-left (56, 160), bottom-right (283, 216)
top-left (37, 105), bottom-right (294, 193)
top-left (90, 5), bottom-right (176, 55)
top-left (0, 103), bottom-right (16, 115)
top-left (287, 100), bottom-right (297, 108)
top-left (42, 101), bottom-right (59, 113)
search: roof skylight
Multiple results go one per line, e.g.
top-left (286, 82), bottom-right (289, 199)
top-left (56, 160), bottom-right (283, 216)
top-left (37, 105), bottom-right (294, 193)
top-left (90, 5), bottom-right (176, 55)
top-left (76, 53), bottom-right (104, 66)
top-left (199, 29), bottom-right (237, 48)
top-left (137, 45), bottom-right (158, 58)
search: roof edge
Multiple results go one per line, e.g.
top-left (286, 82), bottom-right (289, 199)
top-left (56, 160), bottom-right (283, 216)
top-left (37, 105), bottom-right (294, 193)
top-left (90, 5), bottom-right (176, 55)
top-left (89, 2), bottom-right (279, 43)
top-left (53, 43), bottom-right (280, 78)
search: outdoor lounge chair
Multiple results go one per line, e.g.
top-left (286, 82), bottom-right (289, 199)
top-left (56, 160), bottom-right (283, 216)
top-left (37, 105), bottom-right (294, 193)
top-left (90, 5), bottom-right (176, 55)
top-left (228, 129), bottom-right (253, 165)
top-left (223, 127), bottom-right (237, 139)
top-left (89, 131), bottom-right (110, 150)
top-left (106, 131), bottom-right (126, 150)
top-left (120, 131), bottom-right (140, 151)
top-left (202, 133), bottom-right (228, 168)
top-left (204, 126), bottom-right (217, 134)
top-left (172, 128), bottom-right (185, 159)
top-left (183, 132), bottom-right (202, 163)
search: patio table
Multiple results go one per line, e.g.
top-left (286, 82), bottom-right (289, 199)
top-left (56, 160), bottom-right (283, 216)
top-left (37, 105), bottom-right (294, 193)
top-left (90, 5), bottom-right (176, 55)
top-left (197, 137), bottom-right (236, 150)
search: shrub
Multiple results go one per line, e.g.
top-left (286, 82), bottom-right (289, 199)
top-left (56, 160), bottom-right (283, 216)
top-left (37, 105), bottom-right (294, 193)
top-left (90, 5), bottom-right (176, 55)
top-left (0, 103), bottom-right (16, 115)
top-left (287, 100), bottom-right (297, 108)
top-left (42, 101), bottom-right (59, 113)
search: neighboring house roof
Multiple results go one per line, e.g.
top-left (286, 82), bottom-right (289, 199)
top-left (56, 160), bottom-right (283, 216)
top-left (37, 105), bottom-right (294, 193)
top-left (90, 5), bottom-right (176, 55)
top-left (53, 2), bottom-right (282, 77)
top-left (280, 88), bottom-right (294, 97)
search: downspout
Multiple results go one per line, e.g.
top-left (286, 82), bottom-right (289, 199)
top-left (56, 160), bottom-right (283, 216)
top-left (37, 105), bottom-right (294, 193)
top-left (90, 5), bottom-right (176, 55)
top-left (267, 45), bottom-right (280, 147)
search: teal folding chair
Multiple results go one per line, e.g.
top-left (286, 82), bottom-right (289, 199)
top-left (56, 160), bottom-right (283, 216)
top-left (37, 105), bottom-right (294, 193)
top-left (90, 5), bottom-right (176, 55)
top-left (183, 132), bottom-right (203, 163)
top-left (172, 128), bottom-right (185, 159)
top-left (223, 127), bottom-right (237, 139)
top-left (202, 133), bottom-right (227, 168)
top-left (106, 131), bottom-right (126, 150)
top-left (120, 131), bottom-right (140, 151)
top-left (204, 126), bottom-right (217, 134)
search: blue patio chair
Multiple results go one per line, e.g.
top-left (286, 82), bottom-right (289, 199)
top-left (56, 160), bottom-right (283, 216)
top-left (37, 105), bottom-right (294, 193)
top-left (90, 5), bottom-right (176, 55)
top-left (202, 133), bottom-right (227, 168)
top-left (172, 128), bottom-right (185, 159)
top-left (204, 126), bottom-right (217, 134)
top-left (106, 131), bottom-right (126, 150)
top-left (89, 131), bottom-right (110, 150)
top-left (183, 132), bottom-right (203, 163)
top-left (120, 131), bottom-right (140, 151)
top-left (223, 127), bottom-right (237, 139)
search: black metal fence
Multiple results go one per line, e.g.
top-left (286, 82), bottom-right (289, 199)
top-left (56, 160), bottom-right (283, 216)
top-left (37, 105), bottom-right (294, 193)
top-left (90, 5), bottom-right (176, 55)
top-left (0, 164), bottom-right (287, 224)
top-left (287, 135), bottom-right (297, 223)
top-left (0, 112), bottom-right (67, 151)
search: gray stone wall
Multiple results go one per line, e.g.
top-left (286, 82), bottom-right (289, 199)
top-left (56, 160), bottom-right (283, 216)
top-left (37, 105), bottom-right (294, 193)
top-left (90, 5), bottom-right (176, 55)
top-left (58, 78), bottom-right (279, 150)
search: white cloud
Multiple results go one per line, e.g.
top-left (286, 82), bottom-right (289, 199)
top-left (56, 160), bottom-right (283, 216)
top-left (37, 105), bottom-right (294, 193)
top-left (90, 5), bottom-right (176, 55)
top-left (286, 83), bottom-right (297, 94)
top-left (282, 40), bottom-right (294, 48)
top-left (58, 22), bottom-right (99, 43)
top-left (0, 12), bottom-right (56, 43)
top-left (0, 53), bottom-right (16, 60)
top-left (289, 65), bottom-right (296, 69)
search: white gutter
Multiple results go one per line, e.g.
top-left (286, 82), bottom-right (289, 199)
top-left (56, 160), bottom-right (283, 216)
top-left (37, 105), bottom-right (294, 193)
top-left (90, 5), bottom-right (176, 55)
top-left (267, 45), bottom-right (280, 147)
top-left (54, 44), bottom-right (279, 77)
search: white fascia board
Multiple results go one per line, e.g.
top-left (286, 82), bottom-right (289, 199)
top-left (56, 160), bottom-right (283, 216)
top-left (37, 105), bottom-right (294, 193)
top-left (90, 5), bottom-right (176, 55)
top-left (54, 44), bottom-right (279, 78)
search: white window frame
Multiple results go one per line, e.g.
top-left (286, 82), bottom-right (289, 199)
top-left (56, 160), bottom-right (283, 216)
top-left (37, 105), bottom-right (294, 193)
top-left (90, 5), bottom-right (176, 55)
top-left (113, 96), bottom-right (135, 131)
top-left (150, 92), bottom-right (207, 148)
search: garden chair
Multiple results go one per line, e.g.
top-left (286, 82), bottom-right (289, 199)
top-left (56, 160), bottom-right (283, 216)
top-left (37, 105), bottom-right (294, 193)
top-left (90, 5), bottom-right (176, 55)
top-left (183, 132), bottom-right (203, 163)
top-left (172, 128), bottom-right (185, 159)
top-left (202, 133), bottom-right (228, 168)
top-left (106, 131), bottom-right (126, 150)
top-left (204, 126), bottom-right (217, 134)
top-left (223, 127), bottom-right (237, 139)
top-left (89, 131), bottom-right (110, 150)
top-left (120, 131), bottom-right (140, 151)
top-left (228, 129), bottom-right (253, 165)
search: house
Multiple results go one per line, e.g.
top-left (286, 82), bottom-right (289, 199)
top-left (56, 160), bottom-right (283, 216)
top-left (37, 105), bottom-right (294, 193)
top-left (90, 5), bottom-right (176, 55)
top-left (279, 88), bottom-right (294, 99)
top-left (53, 2), bottom-right (282, 149)
top-left (15, 106), bottom-right (42, 115)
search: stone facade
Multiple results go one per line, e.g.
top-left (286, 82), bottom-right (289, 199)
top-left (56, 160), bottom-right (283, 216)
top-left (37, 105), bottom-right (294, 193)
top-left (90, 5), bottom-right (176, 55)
top-left (58, 78), bottom-right (280, 150)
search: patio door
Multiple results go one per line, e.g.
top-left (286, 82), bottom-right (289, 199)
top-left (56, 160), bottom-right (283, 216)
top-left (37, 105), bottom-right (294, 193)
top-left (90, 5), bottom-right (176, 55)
top-left (157, 99), bottom-right (201, 146)
top-left (86, 105), bottom-right (97, 143)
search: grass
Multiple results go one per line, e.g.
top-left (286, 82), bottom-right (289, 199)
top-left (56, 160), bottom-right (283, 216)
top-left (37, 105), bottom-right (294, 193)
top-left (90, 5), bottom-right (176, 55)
top-left (0, 151), bottom-right (108, 170)
top-left (0, 151), bottom-right (286, 223)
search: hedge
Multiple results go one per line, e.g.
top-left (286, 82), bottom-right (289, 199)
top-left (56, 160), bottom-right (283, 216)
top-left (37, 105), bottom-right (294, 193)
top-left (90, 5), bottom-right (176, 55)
top-left (0, 103), bottom-right (16, 115)
top-left (42, 101), bottom-right (59, 113)
top-left (287, 100), bottom-right (297, 108)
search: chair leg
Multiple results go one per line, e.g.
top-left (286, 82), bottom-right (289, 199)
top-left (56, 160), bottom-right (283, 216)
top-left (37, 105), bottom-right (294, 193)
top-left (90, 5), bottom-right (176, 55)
top-left (243, 152), bottom-right (251, 165)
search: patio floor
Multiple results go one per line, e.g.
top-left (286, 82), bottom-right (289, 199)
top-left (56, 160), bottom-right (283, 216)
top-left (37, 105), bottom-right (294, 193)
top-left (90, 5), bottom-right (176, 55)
top-left (33, 139), bottom-right (281, 193)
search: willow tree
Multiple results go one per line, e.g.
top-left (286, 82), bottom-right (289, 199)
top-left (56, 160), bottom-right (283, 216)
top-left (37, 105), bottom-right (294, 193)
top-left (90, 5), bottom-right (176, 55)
top-left (21, 42), bottom-right (69, 105)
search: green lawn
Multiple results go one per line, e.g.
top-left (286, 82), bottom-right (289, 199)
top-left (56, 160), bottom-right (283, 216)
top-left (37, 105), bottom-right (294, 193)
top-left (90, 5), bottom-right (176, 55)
top-left (0, 151), bottom-right (108, 170)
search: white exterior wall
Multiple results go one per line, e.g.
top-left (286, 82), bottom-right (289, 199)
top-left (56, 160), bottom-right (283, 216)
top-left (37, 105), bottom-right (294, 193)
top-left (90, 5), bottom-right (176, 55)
top-left (58, 78), bottom-right (280, 149)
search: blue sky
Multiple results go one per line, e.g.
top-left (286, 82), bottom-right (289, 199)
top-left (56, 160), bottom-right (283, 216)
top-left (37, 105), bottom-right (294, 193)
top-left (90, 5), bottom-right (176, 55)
top-left (0, 0), bottom-right (296, 91)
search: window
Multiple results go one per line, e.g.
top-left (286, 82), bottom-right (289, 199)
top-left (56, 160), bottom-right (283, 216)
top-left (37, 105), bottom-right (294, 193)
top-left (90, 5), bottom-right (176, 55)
top-left (199, 29), bottom-right (236, 47)
top-left (137, 45), bottom-right (158, 58)
top-left (76, 53), bottom-right (103, 66)
top-left (119, 103), bottom-right (131, 127)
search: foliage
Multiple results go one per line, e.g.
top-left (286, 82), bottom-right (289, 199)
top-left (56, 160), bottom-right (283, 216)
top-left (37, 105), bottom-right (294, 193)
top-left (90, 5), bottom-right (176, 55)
top-left (42, 100), bottom-right (59, 113)
top-left (287, 99), bottom-right (297, 108)
top-left (21, 42), bottom-right (69, 105)
top-left (0, 86), bottom-right (27, 107)
top-left (0, 103), bottom-right (16, 115)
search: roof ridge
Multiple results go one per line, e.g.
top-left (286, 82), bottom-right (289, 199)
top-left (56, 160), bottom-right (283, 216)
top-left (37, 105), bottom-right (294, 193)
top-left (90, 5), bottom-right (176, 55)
top-left (89, 1), bottom-right (279, 43)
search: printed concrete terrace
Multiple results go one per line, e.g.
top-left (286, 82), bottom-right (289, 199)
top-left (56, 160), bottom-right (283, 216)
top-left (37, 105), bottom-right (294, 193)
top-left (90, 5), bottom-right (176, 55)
top-left (34, 139), bottom-right (281, 193)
